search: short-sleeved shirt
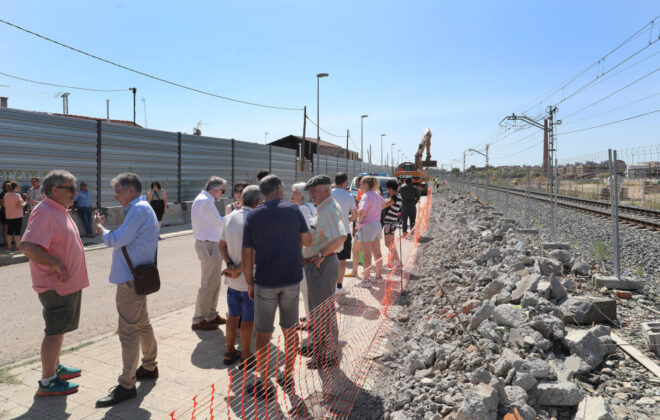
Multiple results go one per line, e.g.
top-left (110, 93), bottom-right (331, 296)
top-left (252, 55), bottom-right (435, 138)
top-left (3, 192), bottom-right (25, 219)
top-left (242, 199), bottom-right (308, 289)
top-left (27, 186), bottom-right (44, 212)
top-left (331, 187), bottom-right (356, 234)
top-left (75, 189), bottom-right (92, 208)
top-left (22, 197), bottom-right (90, 296)
top-left (383, 194), bottom-right (402, 224)
top-left (357, 191), bottom-right (385, 230)
top-left (221, 207), bottom-right (250, 292)
top-left (303, 195), bottom-right (347, 258)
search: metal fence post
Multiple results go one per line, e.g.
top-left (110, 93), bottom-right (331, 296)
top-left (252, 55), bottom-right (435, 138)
top-left (177, 132), bottom-right (182, 203)
top-left (608, 149), bottom-right (621, 279)
top-left (497, 176), bottom-right (501, 209)
top-left (96, 120), bottom-right (102, 210)
top-left (505, 172), bottom-right (510, 219)
top-left (525, 167), bottom-right (530, 227)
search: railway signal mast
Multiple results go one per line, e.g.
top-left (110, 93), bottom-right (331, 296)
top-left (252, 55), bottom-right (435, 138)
top-left (500, 107), bottom-right (561, 241)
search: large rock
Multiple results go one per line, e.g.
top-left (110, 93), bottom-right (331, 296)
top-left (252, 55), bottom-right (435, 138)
top-left (493, 304), bottom-right (527, 328)
top-left (529, 315), bottom-right (565, 340)
top-left (548, 358), bottom-right (576, 382)
top-left (572, 260), bottom-right (590, 276)
top-left (562, 328), bottom-right (608, 369)
top-left (406, 351), bottom-right (425, 375)
top-left (482, 279), bottom-right (505, 299)
top-left (455, 383), bottom-right (498, 420)
top-left (574, 396), bottom-right (614, 420)
top-left (511, 274), bottom-right (540, 303)
top-left (470, 301), bottom-right (495, 330)
top-left (549, 249), bottom-right (571, 263)
top-left (513, 357), bottom-right (550, 379)
top-left (561, 297), bottom-right (617, 325)
top-left (477, 248), bottom-right (503, 264)
top-left (534, 381), bottom-right (583, 406)
top-left (512, 372), bottom-right (537, 392)
top-left (509, 326), bottom-right (551, 351)
top-left (550, 274), bottom-right (567, 301)
top-left (504, 385), bottom-right (537, 419)
top-left (537, 257), bottom-right (563, 275)
top-left (478, 320), bottom-right (503, 344)
top-left (492, 348), bottom-right (522, 376)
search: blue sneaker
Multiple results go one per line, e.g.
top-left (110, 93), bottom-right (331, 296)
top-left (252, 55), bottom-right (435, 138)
top-left (56, 364), bottom-right (81, 380)
top-left (36, 377), bottom-right (79, 397)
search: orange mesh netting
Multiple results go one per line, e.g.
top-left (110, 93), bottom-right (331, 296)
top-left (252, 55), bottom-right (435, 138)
top-left (169, 189), bottom-right (433, 420)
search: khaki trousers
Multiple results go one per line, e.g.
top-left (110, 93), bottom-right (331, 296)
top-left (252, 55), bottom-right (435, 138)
top-left (116, 281), bottom-right (157, 389)
top-left (193, 240), bottom-right (222, 323)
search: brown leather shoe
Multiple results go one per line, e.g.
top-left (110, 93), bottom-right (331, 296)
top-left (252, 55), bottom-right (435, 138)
top-left (191, 320), bottom-right (218, 331)
top-left (208, 315), bottom-right (227, 325)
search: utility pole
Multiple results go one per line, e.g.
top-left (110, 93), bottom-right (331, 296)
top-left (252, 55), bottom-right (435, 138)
top-left (346, 129), bottom-right (349, 159)
top-left (360, 115), bottom-right (368, 161)
top-left (106, 99), bottom-right (110, 122)
top-left (302, 106), bottom-right (307, 172)
top-left (141, 97), bottom-right (147, 128)
top-left (131, 87), bottom-right (137, 126)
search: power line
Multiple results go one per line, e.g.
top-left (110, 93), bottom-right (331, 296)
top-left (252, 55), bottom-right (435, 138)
top-left (0, 70), bottom-right (129, 92)
top-left (561, 66), bottom-right (660, 119)
top-left (517, 14), bottom-right (660, 113)
top-left (305, 116), bottom-right (345, 138)
top-left (560, 108), bottom-right (660, 135)
top-left (0, 18), bottom-right (303, 111)
top-left (561, 90), bottom-right (660, 125)
top-left (491, 140), bottom-right (543, 161)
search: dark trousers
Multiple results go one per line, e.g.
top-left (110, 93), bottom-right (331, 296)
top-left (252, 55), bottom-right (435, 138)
top-left (78, 207), bottom-right (93, 236)
top-left (304, 254), bottom-right (339, 359)
top-left (401, 205), bottom-right (417, 233)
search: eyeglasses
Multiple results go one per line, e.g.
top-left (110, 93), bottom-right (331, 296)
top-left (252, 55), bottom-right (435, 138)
top-left (235, 189), bottom-right (243, 194)
top-left (56, 185), bottom-right (77, 193)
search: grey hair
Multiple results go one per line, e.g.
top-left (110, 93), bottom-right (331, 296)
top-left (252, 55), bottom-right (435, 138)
top-left (205, 176), bottom-right (226, 192)
top-left (292, 182), bottom-right (311, 203)
top-left (242, 185), bottom-right (262, 207)
top-left (259, 174), bottom-right (282, 196)
top-left (111, 172), bottom-right (142, 193)
top-left (42, 170), bottom-right (76, 198)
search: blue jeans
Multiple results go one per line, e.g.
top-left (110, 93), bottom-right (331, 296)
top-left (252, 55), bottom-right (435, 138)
top-left (401, 205), bottom-right (417, 233)
top-left (78, 207), bottom-right (93, 236)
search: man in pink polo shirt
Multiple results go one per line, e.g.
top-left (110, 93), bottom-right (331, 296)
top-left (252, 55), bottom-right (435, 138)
top-left (20, 169), bottom-right (89, 397)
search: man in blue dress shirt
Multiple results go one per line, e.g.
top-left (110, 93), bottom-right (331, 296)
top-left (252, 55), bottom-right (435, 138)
top-left (93, 172), bottom-right (160, 408)
top-left (74, 182), bottom-right (94, 238)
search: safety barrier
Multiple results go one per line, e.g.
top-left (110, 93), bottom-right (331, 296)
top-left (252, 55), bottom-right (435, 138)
top-left (168, 189), bottom-right (433, 419)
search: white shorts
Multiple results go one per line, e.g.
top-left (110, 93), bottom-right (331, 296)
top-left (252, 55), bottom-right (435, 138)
top-left (356, 222), bottom-right (383, 242)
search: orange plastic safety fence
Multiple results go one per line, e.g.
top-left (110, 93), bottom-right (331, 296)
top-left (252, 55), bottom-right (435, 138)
top-left (168, 193), bottom-right (433, 419)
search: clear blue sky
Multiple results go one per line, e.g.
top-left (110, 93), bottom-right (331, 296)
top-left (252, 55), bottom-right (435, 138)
top-left (1, 1), bottom-right (658, 169)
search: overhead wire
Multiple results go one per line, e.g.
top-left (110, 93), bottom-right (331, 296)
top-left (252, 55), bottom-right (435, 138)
top-left (0, 70), bottom-right (129, 92)
top-left (561, 90), bottom-right (660, 125)
top-left (0, 18), bottom-right (303, 111)
top-left (305, 116), bottom-right (345, 138)
top-left (559, 108), bottom-right (660, 135)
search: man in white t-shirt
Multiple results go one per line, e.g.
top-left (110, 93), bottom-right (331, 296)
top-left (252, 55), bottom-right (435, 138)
top-left (219, 185), bottom-right (262, 366)
top-left (331, 173), bottom-right (357, 294)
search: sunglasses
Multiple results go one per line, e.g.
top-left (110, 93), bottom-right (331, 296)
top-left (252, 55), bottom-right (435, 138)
top-left (56, 185), bottom-right (77, 193)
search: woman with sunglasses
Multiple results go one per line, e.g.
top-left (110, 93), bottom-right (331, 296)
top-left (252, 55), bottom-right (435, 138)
top-left (225, 182), bottom-right (249, 216)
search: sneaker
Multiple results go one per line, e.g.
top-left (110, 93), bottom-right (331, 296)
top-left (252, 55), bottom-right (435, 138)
top-left (335, 287), bottom-right (349, 296)
top-left (56, 364), bottom-right (81, 380)
top-left (36, 377), bottom-right (79, 397)
top-left (136, 365), bottom-right (158, 380)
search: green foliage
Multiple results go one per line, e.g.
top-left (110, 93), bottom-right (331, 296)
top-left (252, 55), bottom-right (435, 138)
top-left (593, 240), bottom-right (611, 262)
top-left (635, 266), bottom-right (644, 277)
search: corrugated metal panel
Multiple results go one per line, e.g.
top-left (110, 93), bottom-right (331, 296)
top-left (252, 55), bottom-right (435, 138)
top-left (234, 141), bottom-right (269, 185)
top-left (0, 108), bottom-right (97, 188)
top-left (100, 123), bottom-right (179, 206)
top-left (270, 146), bottom-right (296, 192)
top-left (181, 134), bottom-right (232, 201)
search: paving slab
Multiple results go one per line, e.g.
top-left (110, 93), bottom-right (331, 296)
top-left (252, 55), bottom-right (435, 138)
top-left (594, 275), bottom-right (644, 290)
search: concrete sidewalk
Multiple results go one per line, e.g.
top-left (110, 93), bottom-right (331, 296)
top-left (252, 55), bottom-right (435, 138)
top-left (0, 231), bottom-right (417, 419)
top-left (0, 223), bottom-right (194, 267)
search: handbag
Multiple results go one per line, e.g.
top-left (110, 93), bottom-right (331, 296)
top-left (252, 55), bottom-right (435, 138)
top-left (121, 247), bottom-right (160, 295)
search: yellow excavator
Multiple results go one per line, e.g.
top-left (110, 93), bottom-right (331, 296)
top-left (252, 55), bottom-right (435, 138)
top-left (395, 128), bottom-right (437, 194)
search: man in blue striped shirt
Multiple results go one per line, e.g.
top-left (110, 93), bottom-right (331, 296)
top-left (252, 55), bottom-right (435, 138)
top-left (93, 172), bottom-right (159, 408)
top-left (301, 175), bottom-right (346, 369)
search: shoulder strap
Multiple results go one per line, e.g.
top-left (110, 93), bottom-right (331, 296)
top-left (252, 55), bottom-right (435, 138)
top-left (122, 247), bottom-right (158, 273)
top-left (122, 247), bottom-right (136, 276)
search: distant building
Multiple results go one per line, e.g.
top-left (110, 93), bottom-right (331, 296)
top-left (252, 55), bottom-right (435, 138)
top-left (51, 113), bottom-right (141, 127)
top-left (627, 162), bottom-right (660, 178)
top-left (269, 135), bottom-right (360, 171)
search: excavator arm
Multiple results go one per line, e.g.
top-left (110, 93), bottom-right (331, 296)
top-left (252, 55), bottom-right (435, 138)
top-left (415, 128), bottom-right (437, 169)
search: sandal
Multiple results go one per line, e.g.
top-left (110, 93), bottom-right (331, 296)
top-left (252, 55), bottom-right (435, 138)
top-left (223, 350), bottom-right (241, 365)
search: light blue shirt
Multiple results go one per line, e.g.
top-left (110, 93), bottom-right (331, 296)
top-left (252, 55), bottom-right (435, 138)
top-left (103, 196), bottom-right (159, 284)
top-left (75, 189), bottom-right (92, 208)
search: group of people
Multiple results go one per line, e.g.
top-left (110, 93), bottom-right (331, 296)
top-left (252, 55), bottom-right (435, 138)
top-left (0, 177), bottom-right (43, 251)
top-left (20, 166), bottom-right (422, 407)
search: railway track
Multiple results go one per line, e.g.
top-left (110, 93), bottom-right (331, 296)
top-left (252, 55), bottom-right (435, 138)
top-left (462, 182), bottom-right (660, 231)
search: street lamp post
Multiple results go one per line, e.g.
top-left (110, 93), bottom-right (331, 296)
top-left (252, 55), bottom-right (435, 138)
top-left (380, 133), bottom-right (386, 166)
top-left (316, 73), bottom-right (329, 174)
top-left (360, 115), bottom-right (368, 161)
top-left (264, 131), bottom-right (270, 145)
top-left (391, 143), bottom-right (395, 168)
top-left (141, 97), bottom-right (147, 128)
top-left (397, 149), bottom-right (401, 166)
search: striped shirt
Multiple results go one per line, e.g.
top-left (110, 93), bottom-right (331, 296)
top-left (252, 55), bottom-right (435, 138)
top-left (384, 194), bottom-right (401, 224)
top-left (303, 195), bottom-right (347, 258)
